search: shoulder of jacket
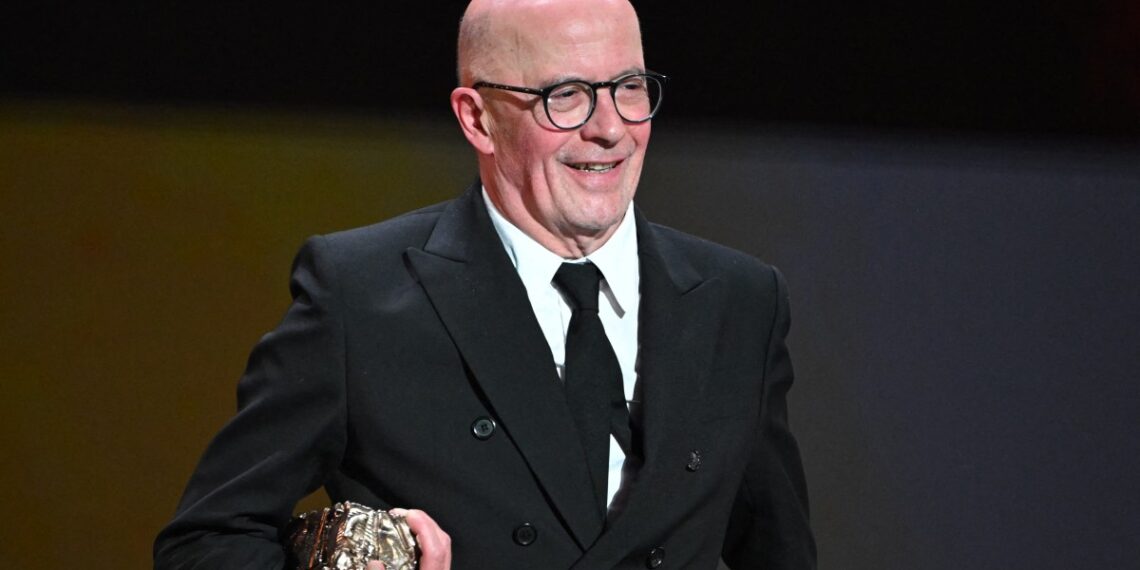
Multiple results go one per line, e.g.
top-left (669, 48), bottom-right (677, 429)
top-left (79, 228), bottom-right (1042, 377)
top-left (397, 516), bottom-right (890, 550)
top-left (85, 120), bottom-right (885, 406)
top-left (312, 199), bottom-right (452, 259)
top-left (646, 221), bottom-right (777, 280)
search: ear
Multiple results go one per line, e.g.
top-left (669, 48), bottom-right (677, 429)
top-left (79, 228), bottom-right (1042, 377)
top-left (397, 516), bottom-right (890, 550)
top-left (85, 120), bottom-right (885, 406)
top-left (450, 87), bottom-right (495, 155)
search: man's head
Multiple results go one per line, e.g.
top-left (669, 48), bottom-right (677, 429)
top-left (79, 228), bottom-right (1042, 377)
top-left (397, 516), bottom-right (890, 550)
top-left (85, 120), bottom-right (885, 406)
top-left (451, 0), bottom-right (652, 258)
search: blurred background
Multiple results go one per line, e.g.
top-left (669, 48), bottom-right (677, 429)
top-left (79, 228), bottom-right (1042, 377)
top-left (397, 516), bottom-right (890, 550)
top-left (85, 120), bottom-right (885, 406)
top-left (1, 1), bottom-right (1137, 568)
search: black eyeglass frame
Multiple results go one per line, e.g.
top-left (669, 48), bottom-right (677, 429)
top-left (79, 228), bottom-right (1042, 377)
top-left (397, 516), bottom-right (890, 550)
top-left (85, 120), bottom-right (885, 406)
top-left (472, 71), bottom-right (668, 130)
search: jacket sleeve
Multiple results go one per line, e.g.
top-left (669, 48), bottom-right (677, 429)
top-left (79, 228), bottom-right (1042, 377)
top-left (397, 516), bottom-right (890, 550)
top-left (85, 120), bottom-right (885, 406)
top-left (154, 236), bottom-right (349, 570)
top-left (721, 267), bottom-right (817, 569)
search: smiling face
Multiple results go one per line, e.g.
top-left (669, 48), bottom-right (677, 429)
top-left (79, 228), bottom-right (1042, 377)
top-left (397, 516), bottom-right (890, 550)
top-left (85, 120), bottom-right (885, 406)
top-left (454, 0), bottom-right (650, 257)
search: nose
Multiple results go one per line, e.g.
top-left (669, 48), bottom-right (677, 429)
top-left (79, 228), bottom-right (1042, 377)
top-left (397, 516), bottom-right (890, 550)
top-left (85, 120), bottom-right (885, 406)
top-left (578, 87), bottom-right (625, 146)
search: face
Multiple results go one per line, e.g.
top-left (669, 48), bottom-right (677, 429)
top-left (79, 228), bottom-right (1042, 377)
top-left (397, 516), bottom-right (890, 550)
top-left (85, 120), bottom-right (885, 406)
top-left (478, 1), bottom-right (650, 253)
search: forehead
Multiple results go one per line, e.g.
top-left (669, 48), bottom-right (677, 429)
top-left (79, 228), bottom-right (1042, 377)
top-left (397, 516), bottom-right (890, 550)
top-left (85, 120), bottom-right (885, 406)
top-left (492, 3), bottom-right (644, 84)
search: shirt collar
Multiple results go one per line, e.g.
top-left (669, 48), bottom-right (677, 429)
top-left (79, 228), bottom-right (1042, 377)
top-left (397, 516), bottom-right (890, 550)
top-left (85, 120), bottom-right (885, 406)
top-left (584, 200), bottom-right (639, 314)
top-left (482, 187), bottom-right (639, 313)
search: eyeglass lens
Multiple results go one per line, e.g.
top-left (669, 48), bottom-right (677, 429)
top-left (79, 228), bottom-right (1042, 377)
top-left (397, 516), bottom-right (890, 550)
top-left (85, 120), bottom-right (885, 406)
top-left (545, 75), bottom-right (662, 129)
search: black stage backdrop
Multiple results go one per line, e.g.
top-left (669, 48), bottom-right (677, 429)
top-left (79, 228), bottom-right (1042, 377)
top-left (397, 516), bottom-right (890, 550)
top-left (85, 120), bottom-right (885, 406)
top-left (3, 1), bottom-right (1138, 136)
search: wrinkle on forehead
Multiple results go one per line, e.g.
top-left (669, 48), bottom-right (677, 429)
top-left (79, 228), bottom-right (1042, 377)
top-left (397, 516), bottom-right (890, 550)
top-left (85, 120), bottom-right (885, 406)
top-left (458, 0), bottom-right (641, 85)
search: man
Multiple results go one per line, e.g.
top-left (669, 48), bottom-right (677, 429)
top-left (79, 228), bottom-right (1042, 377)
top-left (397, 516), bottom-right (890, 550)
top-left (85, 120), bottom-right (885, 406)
top-left (154, 0), bottom-right (815, 568)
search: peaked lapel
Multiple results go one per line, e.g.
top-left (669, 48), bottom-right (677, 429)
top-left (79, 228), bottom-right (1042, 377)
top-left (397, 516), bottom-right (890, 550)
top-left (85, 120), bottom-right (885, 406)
top-left (405, 183), bottom-right (604, 549)
top-left (575, 210), bottom-right (726, 566)
top-left (633, 211), bottom-right (725, 468)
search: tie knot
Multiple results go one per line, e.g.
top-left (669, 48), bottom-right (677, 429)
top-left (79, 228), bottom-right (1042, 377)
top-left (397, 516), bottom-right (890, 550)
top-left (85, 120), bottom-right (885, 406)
top-left (554, 262), bottom-right (602, 311)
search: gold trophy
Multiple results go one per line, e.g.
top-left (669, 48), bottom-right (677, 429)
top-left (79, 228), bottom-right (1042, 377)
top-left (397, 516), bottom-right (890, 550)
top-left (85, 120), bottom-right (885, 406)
top-left (286, 502), bottom-right (418, 570)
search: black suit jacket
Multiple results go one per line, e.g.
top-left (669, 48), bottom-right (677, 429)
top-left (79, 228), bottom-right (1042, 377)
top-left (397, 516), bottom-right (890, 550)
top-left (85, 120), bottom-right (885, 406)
top-left (154, 182), bottom-right (815, 569)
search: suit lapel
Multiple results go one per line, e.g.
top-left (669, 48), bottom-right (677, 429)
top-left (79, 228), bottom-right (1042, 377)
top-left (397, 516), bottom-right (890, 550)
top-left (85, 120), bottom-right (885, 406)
top-left (634, 213), bottom-right (724, 467)
top-left (405, 184), bottom-right (603, 549)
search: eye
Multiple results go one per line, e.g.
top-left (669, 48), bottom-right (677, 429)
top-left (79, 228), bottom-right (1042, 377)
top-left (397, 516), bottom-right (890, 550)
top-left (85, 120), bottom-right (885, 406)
top-left (618, 77), bottom-right (648, 91)
top-left (546, 82), bottom-right (591, 113)
top-left (614, 78), bottom-right (651, 106)
top-left (550, 83), bottom-right (587, 100)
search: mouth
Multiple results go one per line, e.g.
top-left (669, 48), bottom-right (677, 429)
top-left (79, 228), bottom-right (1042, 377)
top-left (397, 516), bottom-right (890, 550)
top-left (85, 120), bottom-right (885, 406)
top-left (566, 159), bottom-right (622, 174)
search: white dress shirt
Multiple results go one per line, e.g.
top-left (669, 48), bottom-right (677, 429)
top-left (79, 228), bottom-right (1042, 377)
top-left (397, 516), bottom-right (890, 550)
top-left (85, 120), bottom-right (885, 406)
top-left (482, 188), bottom-right (640, 510)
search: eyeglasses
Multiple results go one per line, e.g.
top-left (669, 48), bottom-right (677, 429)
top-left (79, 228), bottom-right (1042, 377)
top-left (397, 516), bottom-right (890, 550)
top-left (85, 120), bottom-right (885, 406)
top-left (473, 72), bottom-right (667, 130)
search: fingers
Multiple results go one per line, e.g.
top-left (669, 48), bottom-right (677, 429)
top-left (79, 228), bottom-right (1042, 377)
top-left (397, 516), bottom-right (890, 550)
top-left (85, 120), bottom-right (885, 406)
top-left (390, 508), bottom-right (452, 570)
top-left (366, 563), bottom-right (386, 570)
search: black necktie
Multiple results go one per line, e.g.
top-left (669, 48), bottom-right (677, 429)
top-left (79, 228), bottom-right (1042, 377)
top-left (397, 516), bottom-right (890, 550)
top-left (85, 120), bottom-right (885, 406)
top-left (554, 262), bottom-right (632, 517)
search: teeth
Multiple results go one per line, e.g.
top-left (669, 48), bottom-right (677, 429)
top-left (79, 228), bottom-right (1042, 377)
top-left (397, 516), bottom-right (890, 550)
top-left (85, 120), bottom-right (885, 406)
top-left (571, 163), bottom-right (615, 172)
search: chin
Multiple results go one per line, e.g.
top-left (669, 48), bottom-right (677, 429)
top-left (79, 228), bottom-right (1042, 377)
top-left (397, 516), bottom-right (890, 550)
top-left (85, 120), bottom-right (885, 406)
top-left (568, 202), bottom-right (631, 234)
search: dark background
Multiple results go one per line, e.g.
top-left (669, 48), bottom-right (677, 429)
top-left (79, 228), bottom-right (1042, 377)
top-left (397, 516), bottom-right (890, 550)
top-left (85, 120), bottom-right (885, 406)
top-left (3, 0), bottom-right (1138, 136)
top-left (2, 2), bottom-right (1137, 569)
top-left (637, 130), bottom-right (1139, 569)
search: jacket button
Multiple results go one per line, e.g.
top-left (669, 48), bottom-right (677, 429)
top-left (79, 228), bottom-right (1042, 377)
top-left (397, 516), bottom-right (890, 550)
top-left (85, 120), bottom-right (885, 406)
top-left (512, 523), bottom-right (537, 546)
top-left (686, 450), bottom-right (702, 472)
top-left (646, 546), bottom-right (665, 568)
top-left (471, 417), bottom-right (496, 440)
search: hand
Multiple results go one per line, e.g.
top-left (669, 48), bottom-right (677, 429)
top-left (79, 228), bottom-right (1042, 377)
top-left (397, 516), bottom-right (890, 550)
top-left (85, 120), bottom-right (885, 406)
top-left (366, 508), bottom-right (452, 570)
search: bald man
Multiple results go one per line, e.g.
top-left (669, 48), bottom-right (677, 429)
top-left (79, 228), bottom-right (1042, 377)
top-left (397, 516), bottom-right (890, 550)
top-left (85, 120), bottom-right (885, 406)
top-left (155, 1), bottom-right (815, 568)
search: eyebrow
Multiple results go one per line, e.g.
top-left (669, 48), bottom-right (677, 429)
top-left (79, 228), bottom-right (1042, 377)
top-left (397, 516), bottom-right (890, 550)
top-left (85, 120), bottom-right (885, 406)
top-left (540, 67), bottom-right (647, 87)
